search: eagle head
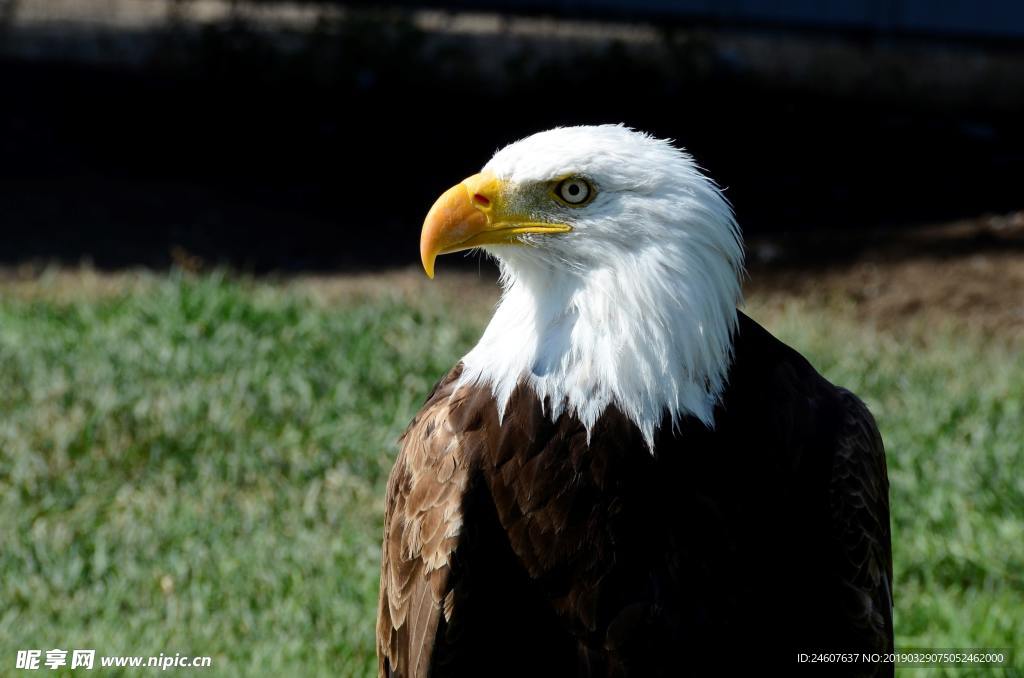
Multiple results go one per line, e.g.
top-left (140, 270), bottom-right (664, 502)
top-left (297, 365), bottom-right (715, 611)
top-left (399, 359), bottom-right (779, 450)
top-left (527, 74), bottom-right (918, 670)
top-left (420, 125), bottom-right (744, 449)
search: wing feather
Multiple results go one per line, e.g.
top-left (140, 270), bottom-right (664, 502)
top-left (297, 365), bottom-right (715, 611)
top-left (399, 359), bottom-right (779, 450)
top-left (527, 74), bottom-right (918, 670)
top-left (831, 389), bottom-right (894, 660)
top-left (377, 370), bottom-right (471, 678)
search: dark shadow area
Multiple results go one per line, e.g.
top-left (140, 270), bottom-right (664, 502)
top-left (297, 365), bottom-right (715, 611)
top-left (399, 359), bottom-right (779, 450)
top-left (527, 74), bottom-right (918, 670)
top-left (2, 5), bottom-right (1023, 271)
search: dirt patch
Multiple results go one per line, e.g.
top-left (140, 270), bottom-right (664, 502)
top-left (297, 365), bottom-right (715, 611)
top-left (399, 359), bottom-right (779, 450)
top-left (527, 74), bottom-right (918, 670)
top-left (746, 211), bottom-right (1024, 339)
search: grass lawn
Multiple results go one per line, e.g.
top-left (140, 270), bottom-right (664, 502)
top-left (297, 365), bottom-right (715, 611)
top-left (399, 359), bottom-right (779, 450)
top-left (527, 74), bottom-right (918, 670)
top-left (0, 270), bottom-right (1020, 676)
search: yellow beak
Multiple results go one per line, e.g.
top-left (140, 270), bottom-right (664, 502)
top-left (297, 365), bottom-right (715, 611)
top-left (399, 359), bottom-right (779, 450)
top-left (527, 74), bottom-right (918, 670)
top-left (419, 172), bottom-right (571, 278)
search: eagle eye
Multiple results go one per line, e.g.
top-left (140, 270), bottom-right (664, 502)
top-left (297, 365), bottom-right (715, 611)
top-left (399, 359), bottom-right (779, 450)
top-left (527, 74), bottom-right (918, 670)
top-left (554, 177), bottom-right (594, 206)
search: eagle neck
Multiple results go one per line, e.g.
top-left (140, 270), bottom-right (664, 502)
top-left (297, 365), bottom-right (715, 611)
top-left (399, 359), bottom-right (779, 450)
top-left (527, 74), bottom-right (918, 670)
top-left (457, 246), bottom-right (741, 450)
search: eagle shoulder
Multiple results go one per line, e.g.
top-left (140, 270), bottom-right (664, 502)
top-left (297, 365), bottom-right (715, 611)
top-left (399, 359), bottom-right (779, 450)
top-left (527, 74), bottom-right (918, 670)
top-left (732, 312), bottom-right (894, 664)
top-left (377, 366), bottom-right (473, 678)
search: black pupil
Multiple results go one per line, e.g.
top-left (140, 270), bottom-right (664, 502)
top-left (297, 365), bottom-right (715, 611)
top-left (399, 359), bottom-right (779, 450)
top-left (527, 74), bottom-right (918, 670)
top-left (567, 183), bottom-right (580, 196)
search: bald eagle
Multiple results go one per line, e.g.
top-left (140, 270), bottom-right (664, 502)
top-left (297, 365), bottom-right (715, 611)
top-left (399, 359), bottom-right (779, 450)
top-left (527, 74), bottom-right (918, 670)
top-left (377, 126), bottom-right (893, 677)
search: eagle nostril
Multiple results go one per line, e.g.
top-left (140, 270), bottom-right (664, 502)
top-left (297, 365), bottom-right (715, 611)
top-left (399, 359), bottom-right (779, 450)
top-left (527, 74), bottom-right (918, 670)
top-left (472, 193), bottom-right (490, 208)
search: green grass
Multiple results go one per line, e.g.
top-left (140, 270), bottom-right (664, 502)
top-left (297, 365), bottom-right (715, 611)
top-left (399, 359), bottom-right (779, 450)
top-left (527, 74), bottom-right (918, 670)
top-left (0, 272), bottom-right (1020, 676)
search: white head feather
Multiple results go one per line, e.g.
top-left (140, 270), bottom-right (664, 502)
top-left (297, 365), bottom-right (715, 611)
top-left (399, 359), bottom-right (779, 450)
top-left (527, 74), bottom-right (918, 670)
top-left (455, 125), bottom-right (744, 449)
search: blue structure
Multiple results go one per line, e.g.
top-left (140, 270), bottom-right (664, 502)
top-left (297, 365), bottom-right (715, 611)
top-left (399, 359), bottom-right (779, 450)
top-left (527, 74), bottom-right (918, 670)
top-left (366, 0), bottom-right (1024, 40)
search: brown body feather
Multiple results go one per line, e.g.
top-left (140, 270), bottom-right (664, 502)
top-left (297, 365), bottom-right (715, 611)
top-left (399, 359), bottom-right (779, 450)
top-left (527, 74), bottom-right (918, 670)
top-left (377, 312), bottom-right (893, 677)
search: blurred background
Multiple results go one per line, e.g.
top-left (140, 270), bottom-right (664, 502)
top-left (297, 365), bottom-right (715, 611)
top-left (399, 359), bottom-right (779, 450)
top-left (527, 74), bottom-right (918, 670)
top-left (1, 1), bottom-right (1021, 675)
